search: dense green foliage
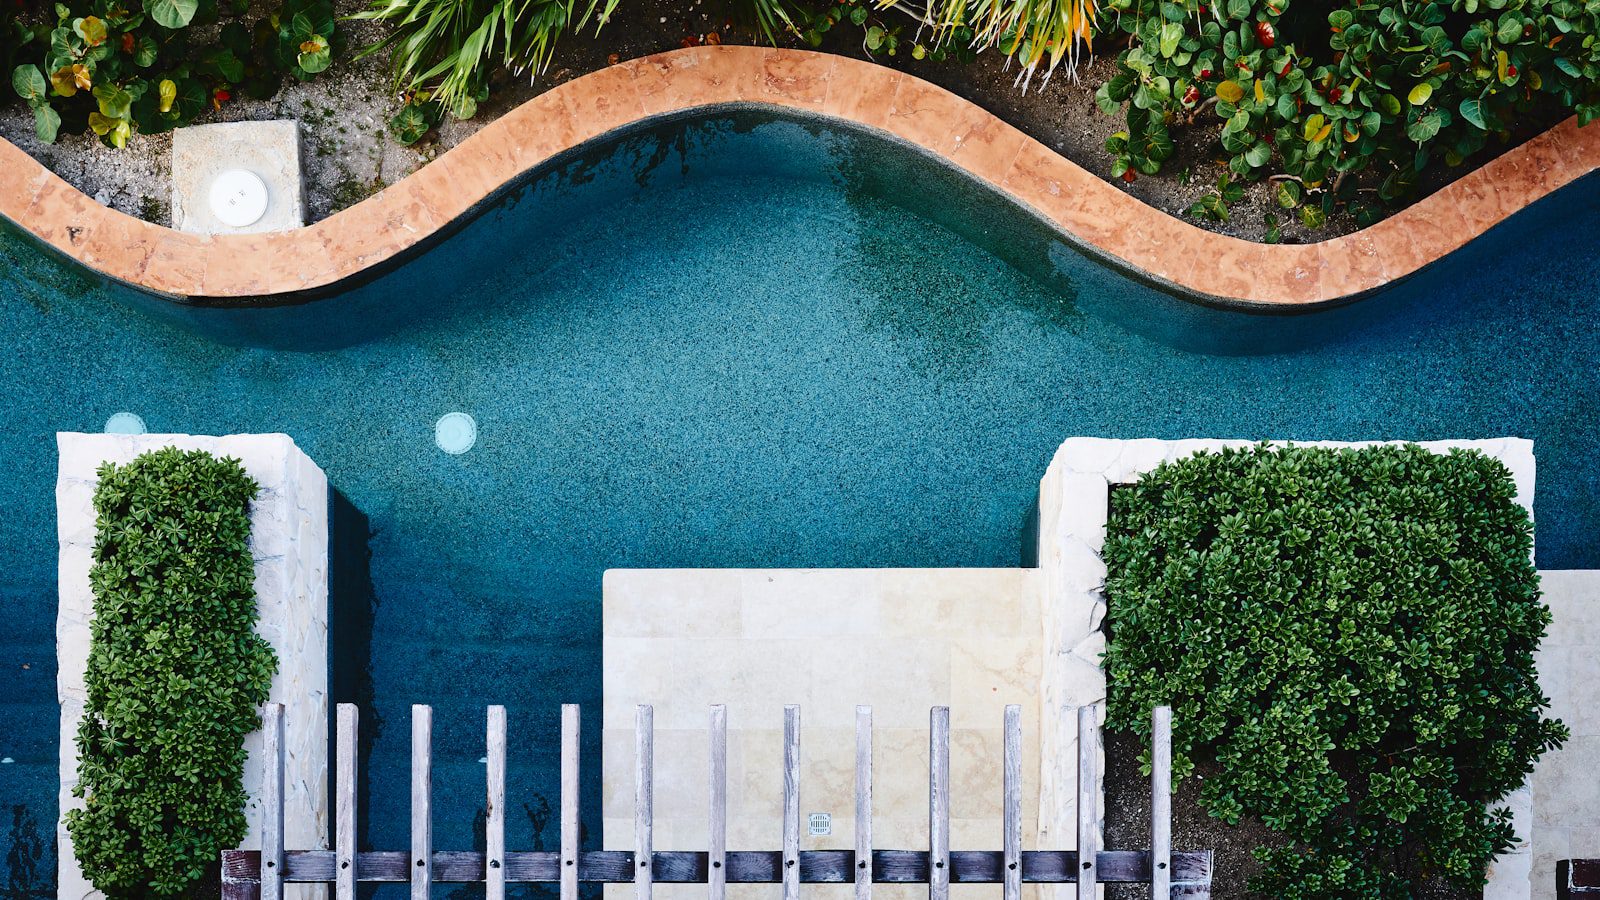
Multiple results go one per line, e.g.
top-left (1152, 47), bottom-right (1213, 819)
top-left (66, 448), bottom-right (275, 898)
top-left (353, 0), bottom-right (617, 134)
top-left (1095, 0), bottom-right (1600, 225)
top-left (10, 0), bottom-right (338, 147)
top-left (1103, 444), bottom-right (1567, 899)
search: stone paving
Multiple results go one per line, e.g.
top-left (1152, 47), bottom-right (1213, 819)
top-left (1532, 571), bottom-right (1600, 895)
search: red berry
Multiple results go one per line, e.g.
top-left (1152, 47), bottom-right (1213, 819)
top-left (1182, 85), bottom-right (1200, 105)
top-left (1121, 169), bottom-right (1137, 183)
top-left (1255, 20), bottom-right (1275, 48)
top-left (1199, 68), bottom-right (1213, 79)
top-left (214, 88), bottom-right (230, 102)
top-left (1507, 64), bottom-right (1519, 77)
top-left (1279, 58), bottom-right (1292, 77)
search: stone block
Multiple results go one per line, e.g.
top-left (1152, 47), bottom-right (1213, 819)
top-left (56, 432), bottom-right (329, 899)
top-left (171, 121), bottom-right (304, 235)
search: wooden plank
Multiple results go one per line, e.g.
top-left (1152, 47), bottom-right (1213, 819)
top-left (1002, 705), bottom-right (1021, 900)
top-left (239, 848), bottom-right (1214, 885)
top-left (487, 705), bottom-right (507, 900)
top-left (709, 705), bottom-right (728, 900)
top-left (637, 704), bottom-right (655, 900)
top-left (562, 704), bottom-right (581, 900)
top-left (412, 704), bottom-right (433, 899)
top-left (1076, 706), bottom-right (1097, 900)
top-left (1150, 706), bottom-right (1172, 900)
top-left (854, 706), bottom-right (872, 900)
top-left (221, 850), bottom-right (262, 900)
top-left (261, 703), bottom-right (285, 900)
top-left (1562, 860), bottom-right (1600, 898)
top-left (928, 706), bottom-right (950, 900)
top-left (1170, 850), bottom-right (1212, 899)
top-left (336, 703), bottom-right (358, 900)
top-left (783, 705), bottom-right (801, 900)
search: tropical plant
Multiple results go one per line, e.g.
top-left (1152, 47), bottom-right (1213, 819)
top-left (11, 0), bottom-right (337, 146)
top-left (1103, 444), bottom-right (1567, 899)
top-left (353, 0), bottom-right (618, 130)
top-left (65, 448), bottom-right (275, 897)
top-left (1094, 0), bottom-right (1600, 225)
top-left (886, 0), bottom-right (1096, 83)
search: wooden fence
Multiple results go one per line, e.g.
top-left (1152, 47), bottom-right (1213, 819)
top-left (221, 703), bottom-right (1212, 899)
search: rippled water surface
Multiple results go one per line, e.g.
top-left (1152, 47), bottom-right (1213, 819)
top-left (2, 110), bottom-right (1597, 895)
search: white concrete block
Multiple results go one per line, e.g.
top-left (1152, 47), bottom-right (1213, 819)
top-left (55, 432), bottom-right (330, 899)
top-left (171, 121), bottom-right (305, 234)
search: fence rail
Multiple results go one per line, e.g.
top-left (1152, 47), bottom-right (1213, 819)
top-left (221, 702), bottom-right (1212, 899)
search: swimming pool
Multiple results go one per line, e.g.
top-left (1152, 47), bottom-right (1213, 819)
top-left (2, 109), bottom-right (1598, 896)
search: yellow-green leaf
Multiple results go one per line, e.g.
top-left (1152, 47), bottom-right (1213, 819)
top-left (1216, 80), bottom-right (1244, 103)
top-left (1408, 82), bottom-right (1433, 105)
top-left (158, 78), bottom-right (176, 113)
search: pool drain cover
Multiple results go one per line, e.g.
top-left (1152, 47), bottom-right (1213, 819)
top-left (105, 412), bottom-right (147, 434)
top-left (209, 169), bottom-right (270, 228)
top-left (435, 413), bottom-right (477, 454)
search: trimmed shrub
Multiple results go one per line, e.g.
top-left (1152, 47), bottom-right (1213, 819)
top-left (1103, 444), bottom-right (1567, 899)
top-left (66, 447), bottom-right (276, 898)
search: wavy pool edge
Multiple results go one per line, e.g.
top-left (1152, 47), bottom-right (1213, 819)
top-left (1, 45), bottom-right (1594, 307)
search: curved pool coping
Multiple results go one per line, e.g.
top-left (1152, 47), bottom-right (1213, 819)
top-left (1, 45), bottom-right (1594, 307)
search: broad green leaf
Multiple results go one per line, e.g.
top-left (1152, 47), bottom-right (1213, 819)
top-left (34, 103), bottom-right (60, 143)
top-left (145, 0), bottom-right (198, 29)
top-left (1275, 179), bottom-right (1302, 208)
top-left (1459, 98), bottom-right (1486, 129)
top-left (1407, 110), bottom-right (1443, 143)
top-left (93, 82), bottom-right (131, 118)
top-left (74, 15), bottom-right (107, 46)
top-left (1159, 22), bottom-right (1182, 57)
top-left (13, 64), bottom-right (47, 104)
top-left (297, 34), bottom-right (331, 74)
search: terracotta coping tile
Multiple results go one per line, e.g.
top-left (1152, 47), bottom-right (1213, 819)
top-left (0, 44), bottom-right (1594, 306)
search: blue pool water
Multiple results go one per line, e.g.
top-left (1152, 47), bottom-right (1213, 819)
top-left (2, 109), bottom-right (1599, 896)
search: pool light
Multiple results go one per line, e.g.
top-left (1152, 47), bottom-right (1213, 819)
top-left (435, 413), bottom-right (478, 455)
top-left (105, 412), bottom-right (147, 434)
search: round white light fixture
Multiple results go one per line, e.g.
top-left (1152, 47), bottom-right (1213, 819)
top-left (105, 412), bottom-right (147, 435)
top-left (435, 413), bottom-right (477, 455)
top-left (209, 169), bottom-right (269, 228)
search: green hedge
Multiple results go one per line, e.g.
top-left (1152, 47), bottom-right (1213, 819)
top-left (1103, 444), bottom-right (1567, 899)
top-left (67, 448), bottom-right (276, 898)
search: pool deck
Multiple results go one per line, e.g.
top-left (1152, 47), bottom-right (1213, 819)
top-left (0, 45), bottom-right (1594, 307)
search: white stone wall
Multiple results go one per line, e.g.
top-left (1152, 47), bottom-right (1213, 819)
top-left (1035, 437), bottom-right (1536, 900)
top-left (56, 433), bottom-right (330, 900)
top-left (1530, 571), bottom-right (1600, 895)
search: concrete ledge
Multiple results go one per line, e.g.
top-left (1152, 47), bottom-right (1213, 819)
top-left (0, 46), bottom-right (1596, 306)
top-left (55, 433), bottom-right (329, 900)
top-left (601, 567), bottom-right (1043, 900)
top-left (1035, 437), bottom-right (1536, 900)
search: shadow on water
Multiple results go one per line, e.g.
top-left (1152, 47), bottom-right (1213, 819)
top-left (328, 488), bottom-right (382, 885)
top-left (108, 107), bottom-right (1600, 368)
top-left (3, 805), bottom-right (51, 900)
top-left (105, 108), bottom-right (1445, 360)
